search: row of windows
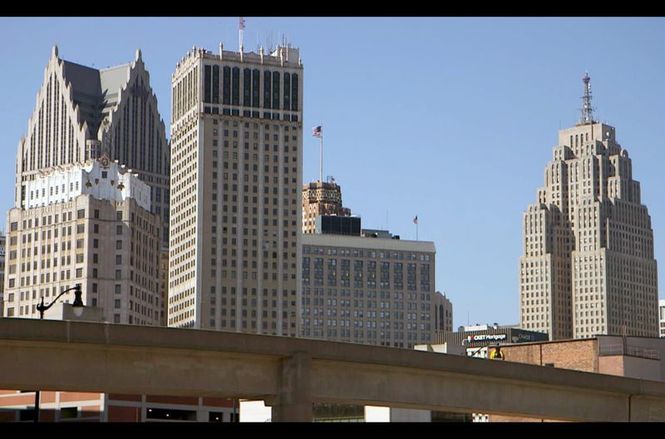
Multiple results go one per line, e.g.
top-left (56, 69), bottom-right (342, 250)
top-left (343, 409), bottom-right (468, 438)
top-left (203, 66), bottom-right (299, 112)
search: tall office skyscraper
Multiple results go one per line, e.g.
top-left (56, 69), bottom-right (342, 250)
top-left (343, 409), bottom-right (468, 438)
top-left (168, 44), bottom-right (303, 336)
top-left (520, 74), bottom-right (658, 339)
top-left (14, 46), bottom-right (170, 244)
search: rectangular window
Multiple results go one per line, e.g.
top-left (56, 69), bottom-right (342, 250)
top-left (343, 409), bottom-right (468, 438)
top-left (223, 66), bottom-right (231, 105)
top-left (212, 65), bottom-right (220, 104)
top-left (263, 71), bottom-right (271, 109)
top-left (291, 73), bottom-right (299, 111)
top-left (272, 71), bottom-right (280, 109)
top-left (252, 69), bottom-right (260, 107)
top-left (204, 64), bottom-right (212, 103)
top-left (283, 72), bottom-right (290, 110)
top-left (146, 408), bottom-right (196, 421)
top-left (243, 68), bottom-right (251, 107)
top-left (60, 407), bottom-right (78, 419)
top-left (231, 67), bottom-right (240, 106)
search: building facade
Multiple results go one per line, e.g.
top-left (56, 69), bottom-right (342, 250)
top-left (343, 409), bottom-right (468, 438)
top-left (519, 74), bottom-right (658, 340)
top-left (500, 336), bottom-right (664, 380)
top-left (301, 233), bottom-right (436, 348)
top-left (302, 179), bottom-right (351, 234)
top-left (15, 46), bottom-right (170, 245)
top-left (0, 233), bottom-right (5, 315)
top-left (660, 299), bottom-right (665, 338)
top-left (435, 324), bottom-right (549, 358)
top-left (491, 335), bottom-right (665, 421)
top-left (168, 44), bottom-right (303, 336)
top-left (432, 291), bottom-right (453, 333)
top-left (0, 392), bottom-right (238, 423)
top-left (3, 158), bottom-right (162, 325)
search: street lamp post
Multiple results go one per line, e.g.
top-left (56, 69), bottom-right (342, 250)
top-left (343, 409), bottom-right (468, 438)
top-left (33, 284), bottom-right (84, 423)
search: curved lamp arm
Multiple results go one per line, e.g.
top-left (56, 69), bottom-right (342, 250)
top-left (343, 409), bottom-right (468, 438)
top-left (36, 284), bottom-right (84, 319)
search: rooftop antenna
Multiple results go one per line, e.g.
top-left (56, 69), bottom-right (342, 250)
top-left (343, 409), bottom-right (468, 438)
top-left (267, 31), bottom-right (275, 53)
top-left (238, 17), bottom-right (245, 54)
top-left (579, 72), bottom-right (594, 125)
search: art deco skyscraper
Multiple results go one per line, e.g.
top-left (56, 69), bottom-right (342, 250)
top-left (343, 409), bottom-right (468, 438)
top-left (520, 74), bottom-right (658, 340)
top-left (302, 178), bottom-right (351, 234)
top-left (168, 44), bottom-right (303, 335)
top-left (15, 46), bottom-right (170, 244)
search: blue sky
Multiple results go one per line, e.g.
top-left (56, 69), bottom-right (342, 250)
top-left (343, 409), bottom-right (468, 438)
top-left (1, 17), bottom-right (664, 330)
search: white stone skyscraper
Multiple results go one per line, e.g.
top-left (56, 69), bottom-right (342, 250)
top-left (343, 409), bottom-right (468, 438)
top-left (168, 44), bottom-right (303, 335)
top-left (3, 157), bottom-right (162, 325)
top-left (15, 46), bottom-right (170, 245)
top-left (520, 74), bottom-right (658, 340)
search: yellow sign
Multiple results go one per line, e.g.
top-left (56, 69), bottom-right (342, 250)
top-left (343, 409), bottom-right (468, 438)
top-left (488, 347), bottom-right (504, 360)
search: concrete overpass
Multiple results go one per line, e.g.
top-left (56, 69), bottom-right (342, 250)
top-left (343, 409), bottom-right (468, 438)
top-left (1, 318), bottom-right (664, 421)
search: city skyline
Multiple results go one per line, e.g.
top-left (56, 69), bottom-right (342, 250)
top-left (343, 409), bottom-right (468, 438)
top-left (1, 17), bottom-right (664, 330)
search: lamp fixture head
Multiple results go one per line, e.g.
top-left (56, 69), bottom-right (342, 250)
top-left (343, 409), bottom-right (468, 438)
top-left (72, 284), bottom-right (84, 317)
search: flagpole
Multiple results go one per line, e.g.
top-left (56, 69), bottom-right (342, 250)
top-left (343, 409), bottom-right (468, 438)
top-left (319, 128), bottom-right (323, 183)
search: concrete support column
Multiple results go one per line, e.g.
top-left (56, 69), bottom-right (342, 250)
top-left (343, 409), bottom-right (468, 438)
top-left (271, 352), bottom-right (313, 422)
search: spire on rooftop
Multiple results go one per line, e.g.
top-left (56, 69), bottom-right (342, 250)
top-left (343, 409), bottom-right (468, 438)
top-left (579, 72), bottom-right (594, 125)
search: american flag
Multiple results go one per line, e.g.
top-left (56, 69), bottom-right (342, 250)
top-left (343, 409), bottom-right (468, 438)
top-left (239, 17), bottom-right (245, 30)
top-left (312, 125), bottom-right (322, 138)
top-left (413, 215), bottom-right (418, 225)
